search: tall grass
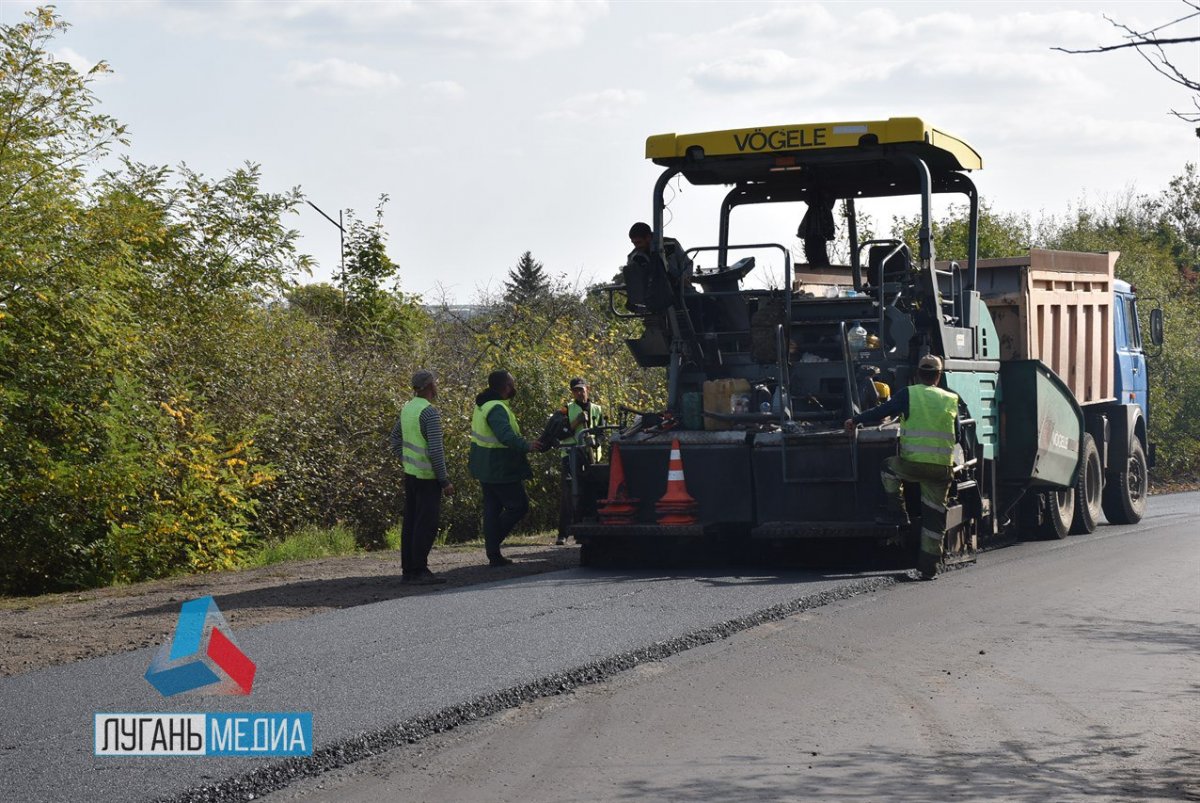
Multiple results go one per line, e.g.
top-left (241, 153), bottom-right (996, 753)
top-left (247, 525), bottom-right (361, 567)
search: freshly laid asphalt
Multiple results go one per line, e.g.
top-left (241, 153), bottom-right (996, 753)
top-left (0, 560), bottom-right (897, 802)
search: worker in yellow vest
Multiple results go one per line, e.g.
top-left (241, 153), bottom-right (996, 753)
top-left (845, 354), bottom-right (960, 579)
top-left (557, 377), bottom-right (605, 545)
top-left (389, 369), bottom-right (455, 584)
top-left (469, 370), bottom-right (543, 566)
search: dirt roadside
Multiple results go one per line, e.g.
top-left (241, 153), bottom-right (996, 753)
top-left (3, 484), bottom-right (1192, 680)
top-left (0, 539), bottom-right (579, 678)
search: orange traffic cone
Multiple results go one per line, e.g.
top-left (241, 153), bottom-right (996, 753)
top-left (656, 439), bottom-right (698, 526)
top-left (596, 443), bottom-right (638, 525)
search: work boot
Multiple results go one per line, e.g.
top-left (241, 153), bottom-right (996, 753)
top-left (488, 555), bottom-right (513, 567)
top-left (917, 552), bottom-right (939, 580)
top-left (555, 536), bottom-right (567, 545)
top-left (412, 569), bottom-right (446, 585)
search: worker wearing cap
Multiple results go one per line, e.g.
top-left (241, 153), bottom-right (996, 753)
top-left (390, 369), bottom-right (455, 585)
top-left (844, 355), bottom-right (960, 579)
top-left (567, 378), bottom-right (604, 463)
top-left (557, 378), bottom-right (605, 545)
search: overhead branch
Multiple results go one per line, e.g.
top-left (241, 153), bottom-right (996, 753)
top-left (1054, 2), bottom-right (1200, 129)
top-left (1051, 35), bottom-right (1200, 55)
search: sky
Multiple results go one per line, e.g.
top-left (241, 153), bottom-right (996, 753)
top-left (2, 0), bottom-right (1198, 301)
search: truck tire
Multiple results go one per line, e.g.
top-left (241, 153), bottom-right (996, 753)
top-left (1102, 438), bottom-right (1148, 525)
top-left (1070, 433), bottom-right (1102, 535)
top-left (1038, 487), bottom-right (1075, 540)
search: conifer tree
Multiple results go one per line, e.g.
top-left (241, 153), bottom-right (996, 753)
top-left (503, 251), bottom-right (550, 305)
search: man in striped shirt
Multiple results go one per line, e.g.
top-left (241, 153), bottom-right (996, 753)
top-left (390, 369), bottom-right (455, 584)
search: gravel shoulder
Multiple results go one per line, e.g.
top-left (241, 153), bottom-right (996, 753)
top-left (0, 538), bottom-right (579, 677)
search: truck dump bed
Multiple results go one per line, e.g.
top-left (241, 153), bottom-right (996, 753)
top-left (975, 249), bottom-right (1116, 406)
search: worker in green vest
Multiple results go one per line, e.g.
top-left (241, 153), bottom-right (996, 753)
top-left (469, 370), bottom-right (543, 566)
top-left (557, 377), bottom-right (605, 545)
top-left (845, 354), bottom-right (960, 579)
top-left (389, 369), bottom-right (455, 584)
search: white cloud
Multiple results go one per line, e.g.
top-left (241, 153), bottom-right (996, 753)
top-left (406, 0), bottom-right (609, 59)
top-left (89, 0), bottom-right (609, 58)
top-left (718, 3), bottom-right (838, 39)
top-left (283, 58), bottom-right (401, 93)
top-left (653, 2), bottom-right (837, 48)
top-left (420, 80), bottom-right (466, 100)
top-left (541, 88), bottom-right (646, 122)
top-left (689, 49), bottom-right (891, 97)
top-left (680, 4), bottom-right (1127, 105)
top-left (990, 111), bottom-right (1180, 153)
top-left (911, 50), bottom-right (1099, 94)
top-left (691, 49), bottom-right (801, 91)
top-left (998, 9), bottom-right (1142, 43)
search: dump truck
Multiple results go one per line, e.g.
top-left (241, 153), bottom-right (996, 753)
top-left (573, 117), bottom-right (1163, 570)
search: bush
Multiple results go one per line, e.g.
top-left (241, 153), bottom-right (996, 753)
top-left (100, 389), bottom-right (274, 583)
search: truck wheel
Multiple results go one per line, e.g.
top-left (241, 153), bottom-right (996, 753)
top-left (1070, 433), bottom-right (1101, 535)
top-left (1038, 487), bottom-right (1075, 540)
top-left (1102, 438), bottom-right (1148, 525)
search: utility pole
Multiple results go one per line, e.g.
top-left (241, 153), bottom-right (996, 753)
top-left (306, 200), bottom-right (346, 293)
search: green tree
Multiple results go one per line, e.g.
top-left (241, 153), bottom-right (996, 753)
top-left (285, 281), bottom-right (345, 325)
top-left (894, 201), bottom-right (1036, 262)
top-left (100, 384), bottom-right (273, 582)
top-left (337, 196), bottom-right (425, 345)
top-left (503, 251), bottom-right (551, 305)
top-left (0, 9), bottom-right (311, 592)
top-left (1045, 180), bottom-right (1200, 478)
top-left (1157, 162), bottom-right (1200, 285)
top-left (0, 8), bottom-right (141, 592)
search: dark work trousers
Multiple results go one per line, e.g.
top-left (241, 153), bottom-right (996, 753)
top-left (558, 456), bottom-right (575, 540)
top-left (558, 474), bottom-right (574, 540)
top-left (401, 474), bottom-right (442, 576)
top-left (481, 481), bottom-right (529, 559)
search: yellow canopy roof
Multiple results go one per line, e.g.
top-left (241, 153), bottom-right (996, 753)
top-left (646, 117), bottom-right (982, 173)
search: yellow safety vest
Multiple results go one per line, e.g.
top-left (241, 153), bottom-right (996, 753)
top-left (400, 397), bottom-right (435, 479)
top-left (900, 384), bottom-right (958, 466)
top-left (471, 399), bottom-right (519, 449)
top-left (567, 401), bottom-right (603, 462)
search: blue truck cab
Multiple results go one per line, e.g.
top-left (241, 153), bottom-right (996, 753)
top-left (1113, 279), bottom-right (1148, 422)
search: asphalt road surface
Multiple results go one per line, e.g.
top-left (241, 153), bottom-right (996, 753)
top-left (269, 492), bottom-right (1199, 803)
top-left (1, 492), bottom-right (1195, 802)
